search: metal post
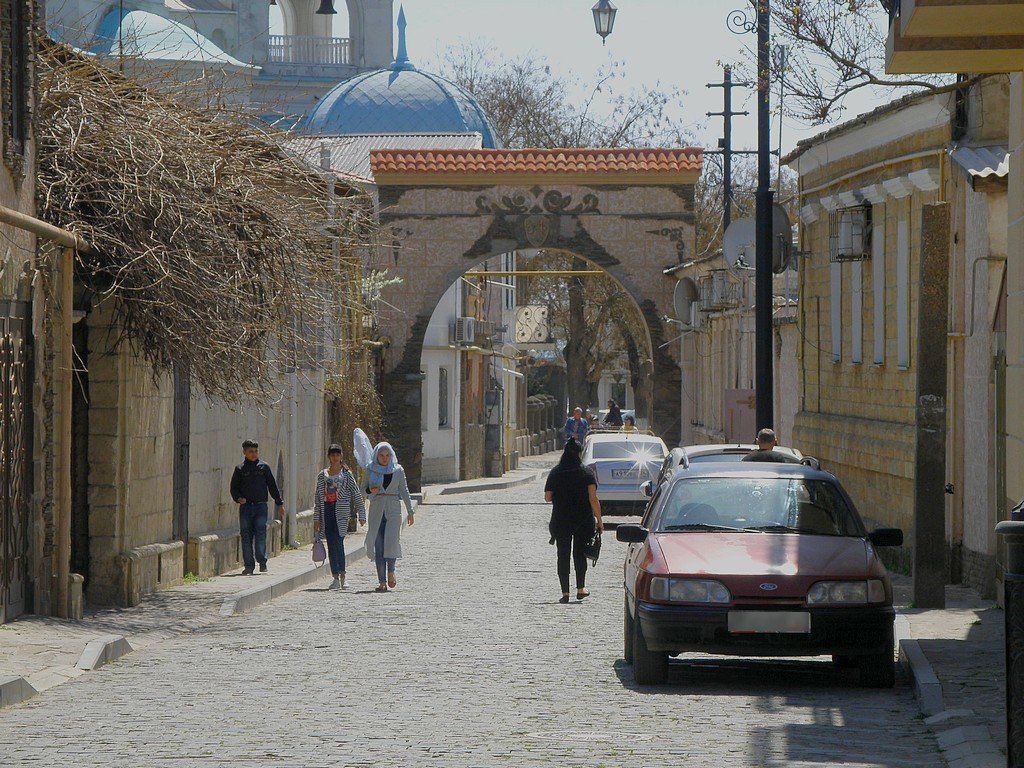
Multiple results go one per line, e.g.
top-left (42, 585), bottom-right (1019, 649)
top-left (997, 514), bottom-right (1024, 766)
top-left (707, 66), bottom-right (750, 234)
top-left (755, 0), bottom-right (774, 431)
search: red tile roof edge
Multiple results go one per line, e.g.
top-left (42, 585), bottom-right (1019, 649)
top-left (369, 147), bottom-right (704, 175)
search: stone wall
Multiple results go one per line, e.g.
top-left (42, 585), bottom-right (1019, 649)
top-left (84, 302), bottom-right (327, 604)
top-left (85, 302), bottom-right (176, 606)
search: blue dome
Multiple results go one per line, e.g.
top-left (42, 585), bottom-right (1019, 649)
top-left (302, 9), bottom-right (500, 148)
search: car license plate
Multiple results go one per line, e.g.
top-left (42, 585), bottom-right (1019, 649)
top-left (612, 469), bottom-right (639, 479)
top-left (728, 611), bottom-right (811, 634)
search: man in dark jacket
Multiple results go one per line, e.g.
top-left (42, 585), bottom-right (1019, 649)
top-left (230, 439), bottom-right (285, 575)
top-left (742, 428), bottom-right (800, 464)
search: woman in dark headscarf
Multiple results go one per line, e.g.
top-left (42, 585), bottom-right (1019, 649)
top-left (544, 440), bottom-right (604, 603)
top-left (603, 399), bottom-right (623, 427)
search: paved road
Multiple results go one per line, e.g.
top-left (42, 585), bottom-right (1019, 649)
top-left (0, 479), bottom-right (943, 767)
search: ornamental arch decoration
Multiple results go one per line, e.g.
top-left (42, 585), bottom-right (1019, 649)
top-left (366, 148), bottom-right (703, 490)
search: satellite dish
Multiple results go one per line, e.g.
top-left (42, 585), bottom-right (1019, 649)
top-left (672, 278), bottom-right (699, 324)
top-left (722, 205), bottom-right (794, 274)
top-left (722, 218), bottom-right (756, 269)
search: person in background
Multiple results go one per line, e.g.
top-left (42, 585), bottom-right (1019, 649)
top-left (620, 414), bottom-right (637, 433)
top-left (364, 442), bottom-right (415, 592)
top-left (564, 406), bottom-right (590, 443)
top-left (313, 444), bottom-right (365, 590)
top-left (544, 440), bottom-right (604, 603)
top-left (229, 439), bottom-right (285, 575)
top-left (742, 428), bottom-right (800, 463)
top-left (603, 399), bottom-right (624, 427)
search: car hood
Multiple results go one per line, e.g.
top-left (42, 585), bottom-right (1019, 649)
top-left (650, 532), bottom-right (873, 598)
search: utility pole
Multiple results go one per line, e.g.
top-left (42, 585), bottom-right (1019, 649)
top-left (754, 0), bottom-right (775, 432)
top-left (706, 66), bottom-right (749, 232)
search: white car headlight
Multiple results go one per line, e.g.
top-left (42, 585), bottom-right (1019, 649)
top-left (807, 580), bottom-right (886, 605)
top-left (650, 577), bottom-right (731, 604)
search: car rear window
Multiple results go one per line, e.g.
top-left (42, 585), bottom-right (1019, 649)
top-left (687, 453), bottom-right (747, 463)
top-left (655, 477), bottom-right (862, 536)
top-left (592, 441), bottom-right (666, 460)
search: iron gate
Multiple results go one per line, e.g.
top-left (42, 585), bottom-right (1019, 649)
top-left (0, 300), bottom-right (31, 623)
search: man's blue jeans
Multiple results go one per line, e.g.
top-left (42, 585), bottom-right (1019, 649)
top-left (239, 502), bottom-right (269, 570)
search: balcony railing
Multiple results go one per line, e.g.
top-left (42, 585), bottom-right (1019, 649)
top-left (268, 35), bottom-right (351, 66)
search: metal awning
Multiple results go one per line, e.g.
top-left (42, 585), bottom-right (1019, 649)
top-left (949, 145), bottom-right (1009, 188)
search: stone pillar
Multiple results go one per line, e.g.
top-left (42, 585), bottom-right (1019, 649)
top-left (913, 202), bottom-right (951, 609)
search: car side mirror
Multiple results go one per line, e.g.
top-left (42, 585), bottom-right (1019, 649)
top-left (869, 528), bottom-right (904, 547)
top-left (616, 524), bottom-right (649, 544)
top-left (642, 480), bottom-right (654, 498)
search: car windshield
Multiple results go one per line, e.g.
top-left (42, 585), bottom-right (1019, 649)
top-left (655, 477), bottom-right (862, 536)
top-left (592, 440), bottom-right (665, 460)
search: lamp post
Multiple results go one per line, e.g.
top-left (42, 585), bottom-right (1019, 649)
top-left (593, 0), bottom-right (775, 431)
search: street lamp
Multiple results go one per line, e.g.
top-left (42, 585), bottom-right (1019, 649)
top-left (592, 0), bottom-right (617, 44)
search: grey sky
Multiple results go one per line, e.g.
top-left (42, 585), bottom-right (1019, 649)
top-left (272, 1), bottom-right (891, 155)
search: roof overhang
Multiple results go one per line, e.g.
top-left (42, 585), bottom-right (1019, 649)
top-left (886, 2), bottom-right (1024, 74)
top-left (369, 148), bottom-right (703, 187)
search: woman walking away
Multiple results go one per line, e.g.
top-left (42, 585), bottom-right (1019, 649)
top-left (313, 444), bottom-right (365, 589)
top-left (545, 440), bottom-right (604, 603)
top-left (364, 442), bottom-right (415, 592)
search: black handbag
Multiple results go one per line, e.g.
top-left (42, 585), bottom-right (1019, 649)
top-left (347, 516), bottom-right (358, 533)
top-left (582, 531), bottom-right (602, 566)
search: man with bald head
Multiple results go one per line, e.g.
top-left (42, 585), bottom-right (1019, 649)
top-left (742, 428), bottom-right (800, 464)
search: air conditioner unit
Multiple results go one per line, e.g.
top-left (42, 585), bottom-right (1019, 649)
top-left (699, 270), bottom-right (740, 311)
top-left (829, 205), bottom-right (872, 262)
top-left (451, 317), bottom-right (476, 345)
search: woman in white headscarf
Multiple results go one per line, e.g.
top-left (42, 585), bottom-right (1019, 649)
top-left (363, 442), bottom-right (415, 592)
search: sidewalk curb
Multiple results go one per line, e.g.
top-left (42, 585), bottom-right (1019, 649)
top-left (75, 635), bottom-right (134, 671)
top-left (219, 542), bottom-right (368, 616)
top-left (898, 637), bottom-right (944, 716)
top-left (0, 675), bottom-right (37, 709)
top-left (430, 470), bottom-right (543, 497)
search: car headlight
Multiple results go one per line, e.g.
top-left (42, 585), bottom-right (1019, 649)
top-left (807, 580), bottom-right (886, 605)
top-left (649, 577), bottom-right (731, 604)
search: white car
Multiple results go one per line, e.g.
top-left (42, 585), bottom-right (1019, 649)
top-left (582, 432), bottom-right (668, 515)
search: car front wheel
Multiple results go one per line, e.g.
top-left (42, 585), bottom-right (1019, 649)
top-left (631, 611), bottom-right (668, 685)
top-left (623, 597), bottom-right (634, 664)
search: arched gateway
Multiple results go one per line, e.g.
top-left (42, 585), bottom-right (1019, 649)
top-left (367, 148), bottom-right (704, 491)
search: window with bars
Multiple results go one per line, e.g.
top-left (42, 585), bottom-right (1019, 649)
top-left (1, 0), bottom-right (30, 172)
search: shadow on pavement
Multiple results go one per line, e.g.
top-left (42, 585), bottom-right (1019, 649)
top-left (612, 656), bottom-right (896, 694)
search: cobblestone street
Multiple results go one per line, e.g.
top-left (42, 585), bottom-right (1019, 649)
top-left (0, 478), bottom-right (943, 767)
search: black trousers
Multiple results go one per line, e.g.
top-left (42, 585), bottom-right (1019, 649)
top-left (554, 518), bottom-right (593, 593)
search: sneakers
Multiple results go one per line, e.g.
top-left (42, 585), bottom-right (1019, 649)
top-left (328, 574), bottom-right (346, 590)
top-left (258, 563), bottom-right (267, 573)
top-left (241, 567), bottom-right (254, 576)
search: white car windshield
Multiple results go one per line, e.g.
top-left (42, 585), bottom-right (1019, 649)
top-left (656, 477), bottom-right (862, 536)
top-left (591, 441), bottom-right (665, 460)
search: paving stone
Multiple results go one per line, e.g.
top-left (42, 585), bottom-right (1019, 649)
top-left (0, 477), bottom-right (945, 767)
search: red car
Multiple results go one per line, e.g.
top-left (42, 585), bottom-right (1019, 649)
top-left (617, 463), bottom-right (903, 686)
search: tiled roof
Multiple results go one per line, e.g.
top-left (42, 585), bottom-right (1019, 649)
top-left (287, 133), bottom-right (485, 184)
top-left (370, 148), bottom-right (703, 176)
